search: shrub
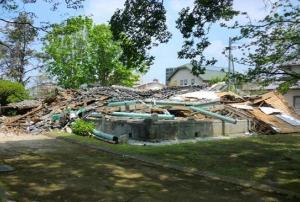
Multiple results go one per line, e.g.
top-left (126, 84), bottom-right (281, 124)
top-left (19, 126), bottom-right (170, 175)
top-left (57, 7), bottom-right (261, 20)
top-left (208, 76), bottom-right (226, 85)
top-left (0, 80), bottom-right (29, 105)
top-left (71, 119), bottom-right (95, 136)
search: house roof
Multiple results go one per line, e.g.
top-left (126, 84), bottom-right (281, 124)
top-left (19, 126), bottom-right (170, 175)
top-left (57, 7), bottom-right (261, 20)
top-left (167, 64), bottom-right (226, 81)
top-left (135, 79), bottom-right (166, 90)
top-left (243, 81), bottom-right (300, 91)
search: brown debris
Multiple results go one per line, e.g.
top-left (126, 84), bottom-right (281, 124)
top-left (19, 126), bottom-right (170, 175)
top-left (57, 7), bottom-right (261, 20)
top-left (217, 92), bottom-right (245, 103)
top-left (1, 85), bottom-right (300, 135)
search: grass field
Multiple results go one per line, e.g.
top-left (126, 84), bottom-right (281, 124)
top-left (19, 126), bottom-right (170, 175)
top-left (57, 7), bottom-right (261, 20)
top-left (1, 134), bottom-right (288, 201)
top-left (55, 132), bottom-right (300, 193)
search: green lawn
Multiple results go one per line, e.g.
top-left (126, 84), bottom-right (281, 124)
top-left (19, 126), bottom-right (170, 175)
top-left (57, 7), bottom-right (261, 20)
top-left (54, 132), bottom-right (300, 193)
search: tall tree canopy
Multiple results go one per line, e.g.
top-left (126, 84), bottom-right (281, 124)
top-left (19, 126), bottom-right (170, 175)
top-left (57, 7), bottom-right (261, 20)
top-left (43, 16), bottom-right (139, 88)
top-left (230, 0), bottom-right (300, 90)
top-left (0, 0), bottom-right (85, 34)
top-left (110, 0), bottom-right (171, 73)
top-left (0, 0), bottom-right (84, 11)
top-left (110, 0), bottom-right (299, 90)
top-left (176, 0), bottom-right (238, 75)
top-left (0, 0), bottom-right (85, 85)
top-left (0, 13), bottom-right (40, 85)
top-left (1, 0), bottom-right (298, 90)
top-left (110, 0), bottom-right (238, 75)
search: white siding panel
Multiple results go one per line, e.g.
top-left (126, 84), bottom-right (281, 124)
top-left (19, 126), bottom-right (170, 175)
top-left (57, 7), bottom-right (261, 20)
top-left (169, 69), bottom-right (203, 86)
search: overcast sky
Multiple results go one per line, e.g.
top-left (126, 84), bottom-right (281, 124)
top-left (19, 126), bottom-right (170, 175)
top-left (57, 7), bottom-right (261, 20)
top-left (2, 0), bottom-right (272, 85)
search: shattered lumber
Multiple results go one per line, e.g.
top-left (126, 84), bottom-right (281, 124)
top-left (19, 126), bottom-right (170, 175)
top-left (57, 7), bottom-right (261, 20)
top-left (5, 105), bottom-right (43, 125)
top-left (1, 84), bottom-right (300, 136)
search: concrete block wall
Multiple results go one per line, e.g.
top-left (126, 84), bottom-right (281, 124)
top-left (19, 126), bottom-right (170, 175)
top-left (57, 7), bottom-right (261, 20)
top-left (90, 116), bottom-right (250, 141)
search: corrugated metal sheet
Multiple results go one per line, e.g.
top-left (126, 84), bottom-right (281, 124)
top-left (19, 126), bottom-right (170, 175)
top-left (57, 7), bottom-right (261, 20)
top-left (250, 91), bottom-right (300, 133)
top-left (249, 108), bottom-right (300, 133)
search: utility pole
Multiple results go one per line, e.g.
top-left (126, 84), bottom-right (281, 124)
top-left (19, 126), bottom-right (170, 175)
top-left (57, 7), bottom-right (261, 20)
top-left (227, 37), bottom-right (232, 90)
top-left (227, 37), bottom-right (235, 91)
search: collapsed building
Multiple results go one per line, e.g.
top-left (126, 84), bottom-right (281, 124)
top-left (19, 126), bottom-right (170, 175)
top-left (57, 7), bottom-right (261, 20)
top-left (1, 85), bottom-right (300, 143)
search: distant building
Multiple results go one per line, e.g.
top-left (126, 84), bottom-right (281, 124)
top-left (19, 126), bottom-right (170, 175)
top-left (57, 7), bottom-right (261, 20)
top-left (166, 64), bottom-right (226, 87)
top-left (135, 79), bottom-right (166, 91)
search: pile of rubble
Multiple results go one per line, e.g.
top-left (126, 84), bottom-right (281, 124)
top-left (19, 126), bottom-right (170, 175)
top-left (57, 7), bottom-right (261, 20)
top-left (1, 85), bottom-right (300, 137)
top-left (0, 85), bottom-right (205, 133)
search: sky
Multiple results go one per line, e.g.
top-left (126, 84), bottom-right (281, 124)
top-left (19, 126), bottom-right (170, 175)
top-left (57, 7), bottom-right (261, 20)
top-left (1, 0), bottom-right (273, 85)
top-left (83, 0), bottom-right (271, 84)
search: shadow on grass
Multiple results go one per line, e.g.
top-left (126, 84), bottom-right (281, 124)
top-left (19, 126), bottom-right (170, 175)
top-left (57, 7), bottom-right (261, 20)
top-left (0, 137), bottom-right (292, 201)
top-left (56, 133), bottom-right (300, 194)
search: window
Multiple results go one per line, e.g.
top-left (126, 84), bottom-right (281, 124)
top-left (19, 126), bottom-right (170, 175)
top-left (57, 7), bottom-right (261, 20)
top-left (191, 79), bottom-right (195, 86)
top-left (184, 79), bottom-right (188, 86)
top-left (180, 80), bottom-right (183, 86)
top-left (294, 96), bottom-right (300, 109)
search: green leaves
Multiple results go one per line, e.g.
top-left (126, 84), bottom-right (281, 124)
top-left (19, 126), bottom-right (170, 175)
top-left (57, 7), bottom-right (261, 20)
top-left (110, 0), bottom-right (171, 73)
top-left (0, 80), bottom-right (29, 105)
top-left (71, 119), bottom-right (95, 136)
top-left (176, 0), bottom-right (238, 75)
top-left (43, 16), bottom-right (139, 89)
top-left (231, 0), bottom-right (300, 86)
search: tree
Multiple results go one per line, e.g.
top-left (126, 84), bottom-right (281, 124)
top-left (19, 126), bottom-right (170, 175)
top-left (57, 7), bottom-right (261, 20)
top-left (176, 0), bottom-right (238, 75)
top-left (0, 0), bottom-right (85, 38)
top-left (0, 0), bottom-right (84, 11)
top-left (109, 0), bottom-right (299, 90)
top-left (230, 0), bottom-right (300, 90)
top-left (43, 16), bottom-right (139, 88)
top-left (109, 0), bottom-right (171, 73)
top-left (0, 13), bottom-right (40, 85)
top-left (110, 0), bottom-right (239, 75)
top-left (0, 0), bottom-right (85, 85)
top-left (0, 79), bottom-right (29, 105)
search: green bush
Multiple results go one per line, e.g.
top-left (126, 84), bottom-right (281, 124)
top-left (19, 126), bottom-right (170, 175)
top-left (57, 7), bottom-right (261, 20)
top-left (208, 76), bottom-right (226, 85)
top-left (0, 80), bottom-right (29, 105)
top-left (71, 119), bottom-right (95, 136)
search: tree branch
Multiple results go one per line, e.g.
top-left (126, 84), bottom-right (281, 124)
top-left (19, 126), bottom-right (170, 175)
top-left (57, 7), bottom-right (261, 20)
top-left (24, 64), bottom-right (44, 74)
top-left (0, 40), bottom-right (10, 49)
top-left (0, 18), bottom-right (49, 33)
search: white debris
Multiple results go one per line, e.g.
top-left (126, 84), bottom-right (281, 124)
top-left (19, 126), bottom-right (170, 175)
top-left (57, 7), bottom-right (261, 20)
top-left (259, 107), bottom-right (282, 115)
top-left (170, 91), bottom-right (220, 102)
top-left (276, 113), bottom-right (300, 126)
top-left (230, 104), bottom-right (253, 110)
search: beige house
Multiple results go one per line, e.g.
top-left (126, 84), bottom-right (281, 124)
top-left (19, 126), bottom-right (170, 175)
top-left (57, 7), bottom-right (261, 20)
top-left (284, 86), bottom-right (300, 114)
top-left (135, 79), bottom-right (166, 91)
top-left (166, 64), bottom-right (226, 87)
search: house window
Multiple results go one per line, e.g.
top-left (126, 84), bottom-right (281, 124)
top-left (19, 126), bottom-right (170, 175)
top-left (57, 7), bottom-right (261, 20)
top-left (191, 79), bottom-right (195, 86)
top-left (184, 79), bottom-right (188, 86)
top-left (294, 96), bottom-right (300, 109)
top-left (180, 80), bottom-right (184, 86)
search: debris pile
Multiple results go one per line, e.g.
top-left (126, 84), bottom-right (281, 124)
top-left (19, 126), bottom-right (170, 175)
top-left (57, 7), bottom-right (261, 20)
top-left (1, 85), bottom-right (206, 133)
top-left (1, 85), bottom-right (300, 137)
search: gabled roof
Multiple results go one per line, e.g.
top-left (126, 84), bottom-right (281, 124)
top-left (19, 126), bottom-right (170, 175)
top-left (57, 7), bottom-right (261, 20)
top-left (136, 80), bottom-right (166, 89)
top-left (243, 81), bottom-right (300, 91)
top-left (167, 64), bottom-right (226, 81)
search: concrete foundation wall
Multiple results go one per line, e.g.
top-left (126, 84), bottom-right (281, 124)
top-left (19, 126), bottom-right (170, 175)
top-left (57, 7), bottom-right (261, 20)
top-left (89, 116), bottom-right (250, 141)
